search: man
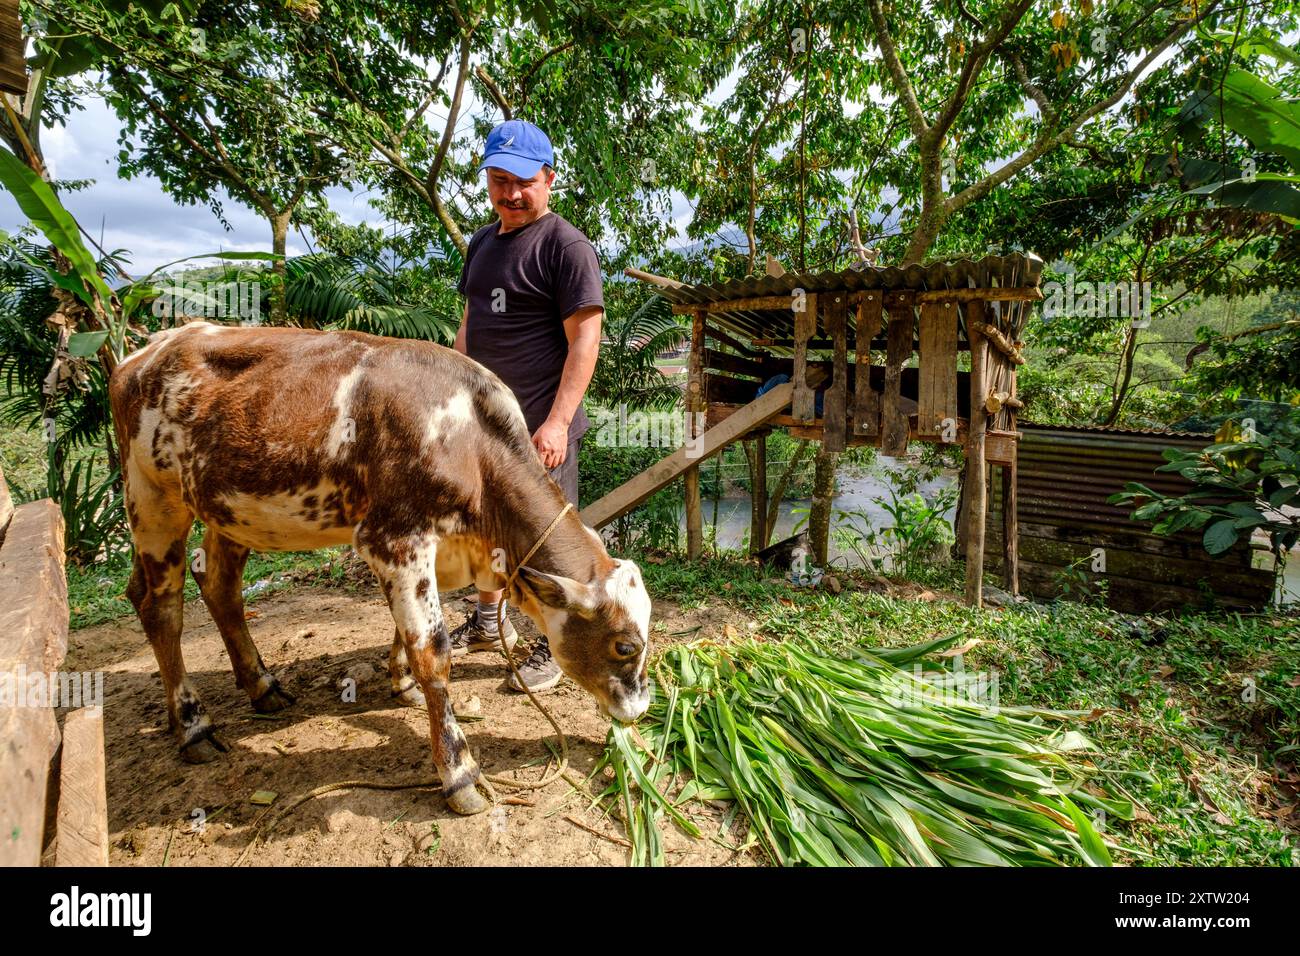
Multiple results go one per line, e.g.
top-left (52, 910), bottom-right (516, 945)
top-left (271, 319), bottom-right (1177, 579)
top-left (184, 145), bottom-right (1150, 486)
top-left (448, 119), bottom-right (604, 693)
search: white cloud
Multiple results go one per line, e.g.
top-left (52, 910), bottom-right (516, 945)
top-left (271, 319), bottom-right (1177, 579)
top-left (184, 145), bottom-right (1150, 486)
top-left (0, 95), bottom-right (364, 273)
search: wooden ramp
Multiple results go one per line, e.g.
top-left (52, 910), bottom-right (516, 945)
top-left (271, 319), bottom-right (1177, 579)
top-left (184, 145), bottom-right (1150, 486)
top-left (581, 375), bottom-right (820, 530)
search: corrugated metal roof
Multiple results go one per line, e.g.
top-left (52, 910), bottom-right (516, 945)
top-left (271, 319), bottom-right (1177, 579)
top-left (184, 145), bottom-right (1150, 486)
top-left (1021, 422), bottom-right (1213, 441)
top-left (1005, 426), bottom-right (1226, 538)
top-left (649, 253), bottom-right (1044, 347)
top-left (653, 253), bottom-right (1042, 304)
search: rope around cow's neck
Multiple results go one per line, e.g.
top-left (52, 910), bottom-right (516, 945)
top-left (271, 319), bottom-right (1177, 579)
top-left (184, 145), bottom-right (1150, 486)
top-left (484, 500), bottom-right (576, 797)
top-left (233, 502), bottom-right (580, 865)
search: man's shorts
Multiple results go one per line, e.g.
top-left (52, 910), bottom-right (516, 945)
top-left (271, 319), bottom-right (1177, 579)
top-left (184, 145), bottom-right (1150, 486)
top-left (546, 432), bottom-right (581, 507)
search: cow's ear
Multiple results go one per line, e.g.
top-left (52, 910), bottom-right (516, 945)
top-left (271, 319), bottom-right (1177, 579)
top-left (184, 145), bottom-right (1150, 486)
top-left (517, 567), bottom-right (598, 612)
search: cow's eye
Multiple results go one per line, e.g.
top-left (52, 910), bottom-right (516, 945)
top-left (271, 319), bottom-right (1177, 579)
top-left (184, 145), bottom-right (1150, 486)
top-left (615, 641), bottom-right (637, 658)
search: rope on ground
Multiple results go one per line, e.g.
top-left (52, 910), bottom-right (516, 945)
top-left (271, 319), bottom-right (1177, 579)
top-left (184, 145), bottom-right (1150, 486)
top-left (232, 503), bottom-right (579, 866)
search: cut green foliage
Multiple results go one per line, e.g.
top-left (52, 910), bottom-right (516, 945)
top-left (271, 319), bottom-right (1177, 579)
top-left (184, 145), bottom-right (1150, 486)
top-left (601, 636), bottom-right (1131, 867)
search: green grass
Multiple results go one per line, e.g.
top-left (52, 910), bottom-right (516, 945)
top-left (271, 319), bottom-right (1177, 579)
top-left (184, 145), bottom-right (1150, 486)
top-left (66, 529), bottom-right (349, 630)
top-left (637, 553), bottom-right (1300, 866)
top-left (58, 513), bottom-right (1298, 866)
top-left (0, 422), bottom-right (53, 496)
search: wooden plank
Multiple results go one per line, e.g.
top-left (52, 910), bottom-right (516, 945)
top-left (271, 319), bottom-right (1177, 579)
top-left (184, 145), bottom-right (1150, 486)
top-left (581, 371), bottom-right (827, 530)
top-left (915, 287), bottom-right (1043, 303)
top-left (624, 266), bottom-right (684, 289)
top-left (918, 301), bottom-right (959, 438)
top-left (0, 499), bottom-right (68, 867)
top-left (55, 707), bottom-right (109, 867)
top-left (706, 373), bottom-right (766, 405)
top-left (685, 309), bottom-right (706, 559)
top-left (754, 337), bottom-right (891, 350)
top-left (1002, 462), bottom-right (1019, 595)
top-left (707, 325), bottom-right (763, 358)
top-left (702, 348), bottom-right (771, 380)
top-left (822, 292), bottom-right (849, 452)
top-left (0, 461), bottom-right (13, 549)
top-left (751, 433), bottom-right (768, 553)
top-left (995, 535), bottom-right (1275, 596)
top-left (965, 307), bottom-right (989, 608)
top-left (791, 293), bottom-right (818, 422)
top-left (672, 294), bottom-right (797, 314)
top-left (880, 304), bottom-right (913, 456)
top-left (854, 294), bottom-right (882, 437)
top-left (989, 518), bottom-right (1262, 568)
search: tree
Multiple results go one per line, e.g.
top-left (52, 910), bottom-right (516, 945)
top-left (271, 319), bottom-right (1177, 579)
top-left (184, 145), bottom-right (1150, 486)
top-left (40, 0), bottom-right (349, 322)
top-left (283, 0), bottom-right (732, 262)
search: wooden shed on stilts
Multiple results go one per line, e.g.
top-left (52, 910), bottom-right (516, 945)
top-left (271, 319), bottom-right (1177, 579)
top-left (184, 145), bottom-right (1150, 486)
top-left (580, 254), bottom-right (1043, 606)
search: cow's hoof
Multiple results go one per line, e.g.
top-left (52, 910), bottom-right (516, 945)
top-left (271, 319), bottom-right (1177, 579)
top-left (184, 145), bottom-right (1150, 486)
top-left (392, 683), bottom-right (427, 708)
top-left (445, 782), bottom-right (490, 816)
top-left (252, 682), bottom-right (295, 713)
top-left (180, 730), bottom-right (229, 764)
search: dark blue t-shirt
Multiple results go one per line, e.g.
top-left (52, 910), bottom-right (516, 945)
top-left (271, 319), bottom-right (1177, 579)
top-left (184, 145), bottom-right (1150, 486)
top-left (457, 212), bottom-right (603, 440)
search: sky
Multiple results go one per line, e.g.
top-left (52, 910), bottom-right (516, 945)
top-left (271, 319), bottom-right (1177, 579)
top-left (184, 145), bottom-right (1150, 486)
top-left (0, 96), bottom-right (393, 274)
top-left (0, 77), bottom-right (709, 276)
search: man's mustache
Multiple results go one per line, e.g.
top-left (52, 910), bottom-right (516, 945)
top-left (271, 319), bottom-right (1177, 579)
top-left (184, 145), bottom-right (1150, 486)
top-left (498, 199), bottom-right (531, 210)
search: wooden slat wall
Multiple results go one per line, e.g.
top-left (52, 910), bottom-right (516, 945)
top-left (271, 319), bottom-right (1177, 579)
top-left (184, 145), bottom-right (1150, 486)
top-left (822, 292), bottom-right (848, 452)
top-left (853, 294), bottom-right (881, 438)
top-left (881, 304), bottom-right (913, 456)
top-left (917, 301), bottom-right (958, 438)
top-left (791, 293), bottom-right (817, 421)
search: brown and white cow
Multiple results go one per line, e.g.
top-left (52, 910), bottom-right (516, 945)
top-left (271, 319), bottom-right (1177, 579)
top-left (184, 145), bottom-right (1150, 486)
top-left (108, 321), bottom-right (651, 815)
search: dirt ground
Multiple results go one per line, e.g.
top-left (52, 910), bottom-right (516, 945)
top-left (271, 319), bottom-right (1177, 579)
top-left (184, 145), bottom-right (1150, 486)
top-left (66, 582), bottom-right (760, 867)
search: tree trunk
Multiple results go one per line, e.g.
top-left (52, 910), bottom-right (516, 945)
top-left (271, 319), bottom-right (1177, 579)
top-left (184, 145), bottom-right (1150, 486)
top-left (903, 143), bottom-right (945, 262)
top-left (269, 211), bottom-right (290, 326)
top-left (766, 438), bottom-right (811, 547)
top-left (808, 446), bottom-right (838, 566)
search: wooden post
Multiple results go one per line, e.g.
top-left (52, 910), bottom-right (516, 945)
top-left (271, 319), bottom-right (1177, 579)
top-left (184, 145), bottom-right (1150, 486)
top-left (0, 462), bottom-right (12, 549)
top-left (809, 445), bottom-right (837, 566)
top-left (0, 499), bottom-right (68, 867)
top-left (750, 431), bottom-right (768, 553)
top-left (685, 308), bottom-right (706, 560)
top-left (823, 292), bottom-right (849, 452)
top-left (1002, 459), bottom-right (1019, 595)
top-left (55, 707), bottom-right (109, 867)
top-left (881, 303), bottom-right (913, 457)
top-left (854, 294), bottom-right (881, 437)
top-left (792, 292), bottom-right (818, 421)
top-left (964, 302), bottom-right (989, 607)
top-left (917, 301), bottom-right (959, 438)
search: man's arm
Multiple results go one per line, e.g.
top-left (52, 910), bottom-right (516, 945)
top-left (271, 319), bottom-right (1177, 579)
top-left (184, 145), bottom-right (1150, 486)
top-left (453, 304), bottom-right (469, 354)
top-left (532, 304), bottom-right (602, 469)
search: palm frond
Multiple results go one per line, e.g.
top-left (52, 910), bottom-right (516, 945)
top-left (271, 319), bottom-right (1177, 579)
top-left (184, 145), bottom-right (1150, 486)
top-left (284, 253), bottom-right (457, 344)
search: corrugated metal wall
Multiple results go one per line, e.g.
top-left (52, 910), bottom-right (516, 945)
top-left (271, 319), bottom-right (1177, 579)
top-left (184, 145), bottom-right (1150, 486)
top-left (986, 424), bottom-right (1276, 613)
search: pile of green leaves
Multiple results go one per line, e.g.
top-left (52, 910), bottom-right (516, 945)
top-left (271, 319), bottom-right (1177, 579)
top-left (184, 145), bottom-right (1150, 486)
top-left (600, 636), bottom-right (1132, 867)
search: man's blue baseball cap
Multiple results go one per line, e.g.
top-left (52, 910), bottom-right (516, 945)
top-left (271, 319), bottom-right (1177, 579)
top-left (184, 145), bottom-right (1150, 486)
top-left (478, 120), bottom-right (554, 179)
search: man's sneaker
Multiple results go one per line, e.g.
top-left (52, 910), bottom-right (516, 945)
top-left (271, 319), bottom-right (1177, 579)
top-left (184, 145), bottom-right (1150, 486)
top-left (449, 604), bottom-right (518, 657)
top-left (506, 636), bottom-right (563, 693)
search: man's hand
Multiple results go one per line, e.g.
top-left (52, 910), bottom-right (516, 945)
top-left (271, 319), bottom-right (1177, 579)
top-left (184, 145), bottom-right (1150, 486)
top-left (532, 417), bottom-right (569, 469)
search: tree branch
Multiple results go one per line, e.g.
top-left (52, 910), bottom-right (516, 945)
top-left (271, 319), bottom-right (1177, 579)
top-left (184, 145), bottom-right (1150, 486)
top-left (944, 3), bottom-right (1216, 219)
top-left (867, 0), bottom-right (928, 138)
top-left (475, 64), bottom-right (512, 120)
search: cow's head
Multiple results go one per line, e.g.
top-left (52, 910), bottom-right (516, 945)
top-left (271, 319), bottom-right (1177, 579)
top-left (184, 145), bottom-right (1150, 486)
top-left (515, 558), bottom-right (651, 722)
